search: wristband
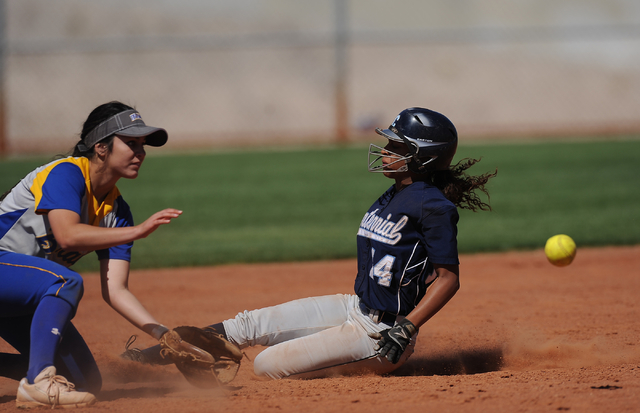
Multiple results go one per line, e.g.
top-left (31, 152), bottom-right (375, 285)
top-left (399, 318), bottom-right (418, 336)
top-left (150, 324), bottom-right (169, 340)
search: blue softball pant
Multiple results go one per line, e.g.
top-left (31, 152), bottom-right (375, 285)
top-left (0, 250), bottom-right (101, 393)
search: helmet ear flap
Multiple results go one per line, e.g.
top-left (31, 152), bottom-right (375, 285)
top-left (397, 131), bottom-right (434, 174)
top-left (408, 154), bottom-right (437, 174)
top-left (399, 136), bottom-right (418, 156)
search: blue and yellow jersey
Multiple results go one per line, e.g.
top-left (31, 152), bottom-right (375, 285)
top-left (0, 156), bottom-right (133, 267)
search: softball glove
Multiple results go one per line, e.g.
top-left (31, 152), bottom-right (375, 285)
top-left (159, 326), bottom-right (243, 387)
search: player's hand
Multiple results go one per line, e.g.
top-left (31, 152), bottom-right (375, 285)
top-left (369, 318), bottom-right (418, 364)
top-left (136, 208), bottom-right (182, 239)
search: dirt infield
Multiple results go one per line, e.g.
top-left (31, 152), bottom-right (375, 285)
top-left (1, 246), bottom-right (639, 412)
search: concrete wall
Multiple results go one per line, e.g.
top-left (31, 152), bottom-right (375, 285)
top-left (5, 0), bottom-right (640, 154)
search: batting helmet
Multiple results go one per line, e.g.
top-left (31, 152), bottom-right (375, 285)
top-left (369, 107), bottom-right (458, 173)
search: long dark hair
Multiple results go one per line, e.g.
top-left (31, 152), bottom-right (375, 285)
top-left (426, 158), bottom-right (497, 211)
top-left (2, 101), bottom-right (135, 202)
top-left (70, 101), bottom-right (135, 158)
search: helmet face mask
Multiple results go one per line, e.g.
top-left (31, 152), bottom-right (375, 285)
top-left (369, 107), bottom-right (458, 174)
top-left (367, 143), bottom-right (410, 173)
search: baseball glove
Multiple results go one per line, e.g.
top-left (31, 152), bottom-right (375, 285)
top-left (159, 326), bottom-right (243, 387)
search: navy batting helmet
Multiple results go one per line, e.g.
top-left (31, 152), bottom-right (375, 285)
top-left (369, 107), bottom-right (458, 173)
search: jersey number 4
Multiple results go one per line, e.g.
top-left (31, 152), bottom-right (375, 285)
top-left (370, 254), bottom-right (395, 287)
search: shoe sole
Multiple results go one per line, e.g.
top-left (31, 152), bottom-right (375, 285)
top-left (16, 399), bottom-right (96, 409)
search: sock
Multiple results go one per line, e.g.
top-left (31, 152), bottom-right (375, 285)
top-left (27, 297), bottom-right (73, 383)
top-left (207, 322), bottom-right (228, 339)
top-left (139, 344), bottom-right (172, 365)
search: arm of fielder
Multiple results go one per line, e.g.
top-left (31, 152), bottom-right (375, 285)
top-left (99, 258), bottom-right (168, 340)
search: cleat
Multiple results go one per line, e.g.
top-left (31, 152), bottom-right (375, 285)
top-left (120, 335), bottom-right (149, 363)
top-left (120, 347), bottom-right (149, 363)
top-left (16, 366), bottom-right (96, 409)
top-left (119, 335), bottom-right (170, 365)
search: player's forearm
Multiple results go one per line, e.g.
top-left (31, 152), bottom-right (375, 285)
top-left (54, 223), bottom-right (142, 251)
top-left (48, 207), bottom-right (181, 252)
top-left (100, 259), bottom-right (168, 339)
top-left (103, 287), bottom-right (167, 338)
top-left (405, 267), bottom-right (459, 328)
top-left (48, 209), bottom-right (144, 250)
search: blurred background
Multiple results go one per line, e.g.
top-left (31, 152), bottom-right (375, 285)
top-left (1, 0), bottom-right (639, 155)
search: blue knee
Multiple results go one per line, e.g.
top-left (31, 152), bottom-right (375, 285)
top-left (46, 270), bottom-right (84, 316)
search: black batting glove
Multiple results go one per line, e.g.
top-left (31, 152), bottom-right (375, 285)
top-left (369, 318), bottom-right (418, 364)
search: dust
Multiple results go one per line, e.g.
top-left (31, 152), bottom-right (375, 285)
top-left (502, 330), bottom-right (640, 371)
top-left (97, 353), bottom-right (179, 385)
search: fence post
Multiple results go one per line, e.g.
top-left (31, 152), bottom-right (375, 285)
top-left (334, 0), bottom-right (349, 144)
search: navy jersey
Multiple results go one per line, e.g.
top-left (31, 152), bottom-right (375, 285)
top-left (354, 181), bottom-right (459, 315)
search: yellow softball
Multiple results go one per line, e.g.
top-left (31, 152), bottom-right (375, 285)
top-left (544, 234), bottom-right (577, 267)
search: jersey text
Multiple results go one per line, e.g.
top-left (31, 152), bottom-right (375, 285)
top-left (358, 209), bottom-right (408, 245)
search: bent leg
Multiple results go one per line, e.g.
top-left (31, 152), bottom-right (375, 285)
top-left (0, 311), bottom-right (100, 392)
top-left (253, 319), bottom-right (373, 379)
top-left (0, 251), bottom-right (85, 318)
top-left (27, 296), bottom-right (74, 383)
top-left (252, 295), bottom-right (415, 379)
top-left (0, 251), bottom-right (90, 387)
top-left (223, 294), bottom-right (352, 348)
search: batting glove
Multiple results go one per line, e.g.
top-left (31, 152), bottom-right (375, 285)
top-left (369, 318), bottom-right (418, 364)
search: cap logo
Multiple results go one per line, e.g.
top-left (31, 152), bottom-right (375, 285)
top-left (80, 109), bottom-right (147, 151)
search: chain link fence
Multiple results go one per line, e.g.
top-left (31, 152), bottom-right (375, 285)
top-left (3, 0), bottom-right (640, 155)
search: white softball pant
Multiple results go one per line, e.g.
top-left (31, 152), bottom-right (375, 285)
top-left (222, 294), bottom-right (416, 379)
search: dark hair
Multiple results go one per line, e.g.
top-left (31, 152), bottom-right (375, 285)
top-left (2, 102), bottom-right (136, 202)
top-left (426, 158), bottom-right (497, 211)
top-left (70, 101), bottom-right (135, 158)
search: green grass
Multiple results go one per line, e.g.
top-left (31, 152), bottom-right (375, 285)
top-left (1, 137), bottom-right (639, 271)
top-left (456, 139), bottom-right (640, 252)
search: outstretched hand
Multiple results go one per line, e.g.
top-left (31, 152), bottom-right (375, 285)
top-left (136, 208), bottom-right (182, 239)
top-left (369, 318), bottom-right (418, 364)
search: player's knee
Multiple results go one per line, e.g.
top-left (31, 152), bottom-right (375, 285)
top-left (253, 351), bottom-right (286, 380)
top-left (63, 271), bottom-right (84, 288)
top-left (54, 271), bottom-right (84, 307)
top-left (47, 271), bottom-right (85, 310)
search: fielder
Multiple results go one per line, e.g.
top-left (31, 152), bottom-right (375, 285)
top-left (123, 107), bottom-right (496, 379)
top-left (0, 101), bottom-right (181, 408)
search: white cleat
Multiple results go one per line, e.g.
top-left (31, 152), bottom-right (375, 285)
top-left (16, 366), bottom-right (96, 409)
